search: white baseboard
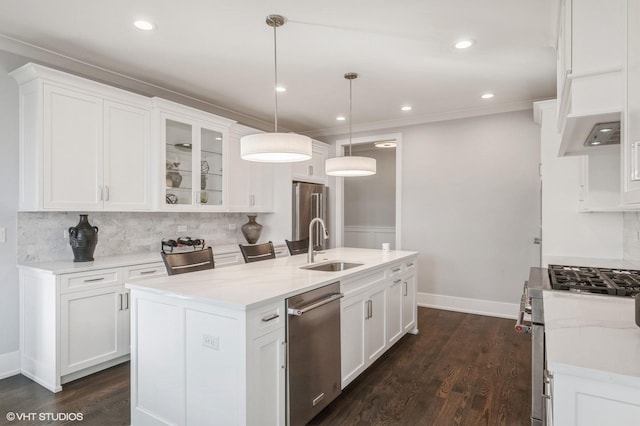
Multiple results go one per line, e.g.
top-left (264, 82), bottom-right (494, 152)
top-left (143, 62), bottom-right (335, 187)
top-left (417, 292), bottom-right (519, 320)
top-left (0, 350), bottom-right (20, 380)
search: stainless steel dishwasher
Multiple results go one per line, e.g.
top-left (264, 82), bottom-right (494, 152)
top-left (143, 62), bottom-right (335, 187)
top-left (286, 281), bottom-right (343, 426)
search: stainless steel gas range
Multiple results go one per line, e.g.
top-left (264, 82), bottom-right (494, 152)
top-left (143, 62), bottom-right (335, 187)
top-left (515, 264), bottom-right (640, 426)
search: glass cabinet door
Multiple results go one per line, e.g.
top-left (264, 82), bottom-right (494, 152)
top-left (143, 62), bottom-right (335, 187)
top-left (165, 119), bottom-right (194, 206)
top-left (199, 127), bottom-right (223, 206)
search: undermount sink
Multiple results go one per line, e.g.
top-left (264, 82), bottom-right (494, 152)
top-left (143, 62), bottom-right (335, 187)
top-left (300, 261), bottom-right (364, 272)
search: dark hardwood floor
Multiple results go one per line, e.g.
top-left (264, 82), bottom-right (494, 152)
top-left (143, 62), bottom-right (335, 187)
top-left (0, 308), bottom-right (531, 426)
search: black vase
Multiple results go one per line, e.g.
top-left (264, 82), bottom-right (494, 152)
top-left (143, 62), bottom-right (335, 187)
top-left (241, 215), bottom-right (262, 244)
top-left (69, 214), bottom-right (99, 262)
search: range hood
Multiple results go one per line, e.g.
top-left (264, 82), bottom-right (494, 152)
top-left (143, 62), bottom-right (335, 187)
top-left (584, 121), bottom-right (621, 147)
top-left (557, 110), bottom-right (622, 156)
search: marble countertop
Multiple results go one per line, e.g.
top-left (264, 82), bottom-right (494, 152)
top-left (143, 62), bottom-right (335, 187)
top-left (126, 247), bottom-right (418, 311)
top-left (17, 244), bottom-right (256, 274)
top-left (544, 255), bottom-right (640, 269)
top-left (544, 290), bottom-right (640, 386)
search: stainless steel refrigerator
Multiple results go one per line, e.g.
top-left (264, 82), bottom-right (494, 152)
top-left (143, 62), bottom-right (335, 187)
top-left (292, 181), bottom-right (329, 250)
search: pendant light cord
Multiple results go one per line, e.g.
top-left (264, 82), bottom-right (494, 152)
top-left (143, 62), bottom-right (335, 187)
top-left (273, 21), bottom-right (278, 133)
top-left (349, 77), bottom-right (352, 156)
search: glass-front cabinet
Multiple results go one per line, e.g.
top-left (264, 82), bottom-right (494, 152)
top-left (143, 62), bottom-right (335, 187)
top-left (153, 98), bottom-right (234, 211)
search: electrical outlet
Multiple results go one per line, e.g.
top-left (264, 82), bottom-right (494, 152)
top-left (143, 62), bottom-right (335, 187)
top-left (63, 229), bottom-right (69, 240)
top-left (178, 225), bottom-right (187, 233)
top-left (228, 223), bottom-right (236, 231)
top-left (0, 227), bottom-right (5, 243)
top-left (202, 334), bottom-right (219, 350)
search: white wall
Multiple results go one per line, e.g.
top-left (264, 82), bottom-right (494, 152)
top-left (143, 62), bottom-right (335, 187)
top-left (0, 50), bottom-right (24, 372)
top-left (322, 109), bottom-right (542, 310)
top-left (344, 147), bottom-right (395, 226)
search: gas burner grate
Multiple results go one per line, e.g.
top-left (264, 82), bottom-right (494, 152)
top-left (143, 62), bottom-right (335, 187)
top-left (548, 265), bottom-right (640, 297)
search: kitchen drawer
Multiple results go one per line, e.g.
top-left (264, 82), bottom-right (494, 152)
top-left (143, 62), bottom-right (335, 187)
top-left (248, 300), bottom-right (285, 339)
top-left (403, 259), bottom-right (416, 272)
top-left (387, 263), bottom-right (403, 278)
top-left (341, 268), bottom-right (386, 296)
top-left (125, 262), bottom-right (167, 282)
top-left (60, 269), bottom-right (122, 294)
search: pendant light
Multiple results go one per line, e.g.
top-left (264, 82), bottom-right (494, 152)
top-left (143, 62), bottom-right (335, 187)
top-left (241, 15), bottom-right (312, 163)
top-left (325, 73), bottom-right (376, 176)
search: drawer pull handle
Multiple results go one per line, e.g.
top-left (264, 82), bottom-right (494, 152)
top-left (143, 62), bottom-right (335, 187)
top-left (407, 263), bottom-right (414, 267)
top-left (84, 277), bottom-right (105, 283)
top-left (394, 279), bottom-right (402, 284)
top-left (139, 270), bottom-right (157, 275)
top-left (261, 314), bottom-right (279, 322)
top-left (392, 268), bottom-right (401, 273)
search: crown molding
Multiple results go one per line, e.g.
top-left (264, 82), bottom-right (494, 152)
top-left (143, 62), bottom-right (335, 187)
top-left (302, 99), bottom-right (543, 138)
top-left (0, 33), bottom-right (278, 133)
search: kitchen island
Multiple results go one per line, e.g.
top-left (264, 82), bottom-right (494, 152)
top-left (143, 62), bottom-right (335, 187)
top-left (126, 247), bottom-right (419, 426)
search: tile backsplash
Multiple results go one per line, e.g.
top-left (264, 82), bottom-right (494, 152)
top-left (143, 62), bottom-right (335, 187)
top-left (17, 212), bottom-right (252, 263)
top-left (623, 212), bottom-right (640, 261)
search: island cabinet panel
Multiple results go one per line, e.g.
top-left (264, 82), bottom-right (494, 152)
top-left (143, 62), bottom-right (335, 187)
top-left (401, 261), bottom-right (418, 334)
top-left (129, 290), bottom-right (286, 426)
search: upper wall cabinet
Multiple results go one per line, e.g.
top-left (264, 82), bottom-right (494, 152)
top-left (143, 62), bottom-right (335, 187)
top-left (227, 124), bottom-right (274, 212)
top-left (291, 140), bottom-right (329, 184)
top-left (11, 63), bottom-right (152, 211)
top-left (152, 98), bottom-right (234, 212)
top-left (556, 0), bottom-right (626, 156)
top-left (622, 0), bottom-right (640, 203)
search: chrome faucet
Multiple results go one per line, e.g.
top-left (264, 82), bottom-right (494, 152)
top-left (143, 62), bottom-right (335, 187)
top-left (308, 217), bottom-right (329, 263)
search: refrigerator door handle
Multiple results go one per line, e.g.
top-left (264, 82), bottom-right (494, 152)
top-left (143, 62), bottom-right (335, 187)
top-left (293, 184), bottom-right (301, 239)
top-left (311, 193), bottom-right (320, 249)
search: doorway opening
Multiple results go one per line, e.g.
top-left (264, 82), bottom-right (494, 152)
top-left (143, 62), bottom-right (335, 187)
top-left (334, 133), bottom-right (402, 250)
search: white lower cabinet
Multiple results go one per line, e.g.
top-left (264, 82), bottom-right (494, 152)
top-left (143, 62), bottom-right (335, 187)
top-left (340, 258), bottom-right (419, 389)
top-left (18, 258), bottom-right (166, 392)
top-left (60, 284), bottom-right (129, 375)
top-left (550, 369), bottom-right (640, 426)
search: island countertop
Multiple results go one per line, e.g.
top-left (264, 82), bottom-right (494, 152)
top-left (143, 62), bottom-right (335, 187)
top-left (544, 290), bottom-right (640, 385)
top-left (125, 247), bottom-right (418, 310)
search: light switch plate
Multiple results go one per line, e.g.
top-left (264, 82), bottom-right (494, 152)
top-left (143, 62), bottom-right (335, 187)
top-left (177, 225), bottom-right (187, 233)
top-left (0, 227), bottom-right (5, 243)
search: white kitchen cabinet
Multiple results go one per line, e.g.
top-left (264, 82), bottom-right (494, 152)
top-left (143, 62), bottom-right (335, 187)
top-left (340, 259), bottom-right (417, 389)
top-left (401, 262), bottom-right (418, 334)
top-left (549, 370), bottom-right (640, 426)
top-left (227, 124), bottom-right (274, 212)
top-left (154, 98), bottom-right (234, 211)
top-left (60, 284), bottom-right (129, 376)
top-left (385, 277), bottom-right (403, 346)
top-left (622, 0), bottom-right (640, 203)
top-left (292, 140), bottom-right (329, 184)
top-left (18, 257), bottom-right (166, 392)
top-left (10, 63), bottom-right (152, 212)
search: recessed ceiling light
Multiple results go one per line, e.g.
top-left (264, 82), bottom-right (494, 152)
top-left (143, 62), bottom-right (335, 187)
top-left (215, 137), bottom-right (222, 141)
top-left (401, 106), bottom-right (412, 111)
top-left (275, 86), bottom-right (286, 92)
top-left (599, 128), bottom-right (613, 133)
top-left (481, 93), bottom-right (495, 99)
top-left (455, 40), bottom-right (474, 49)
top-left (375, 141), bottom-right (397, 148)
top-left (336, 116), bottom-right (346, 121)
top-left (133, 20), bottom-right (156, 31)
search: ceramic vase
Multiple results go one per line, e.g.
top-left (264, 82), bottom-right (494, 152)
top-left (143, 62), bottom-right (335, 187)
top-left (241, 215), bottom-right (262, 244)
top-left (69, 214), bottom-right (99, 262)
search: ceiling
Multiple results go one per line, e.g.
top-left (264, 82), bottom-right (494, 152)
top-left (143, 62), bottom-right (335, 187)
top-left (0, 0), bottom-right (559, 136)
